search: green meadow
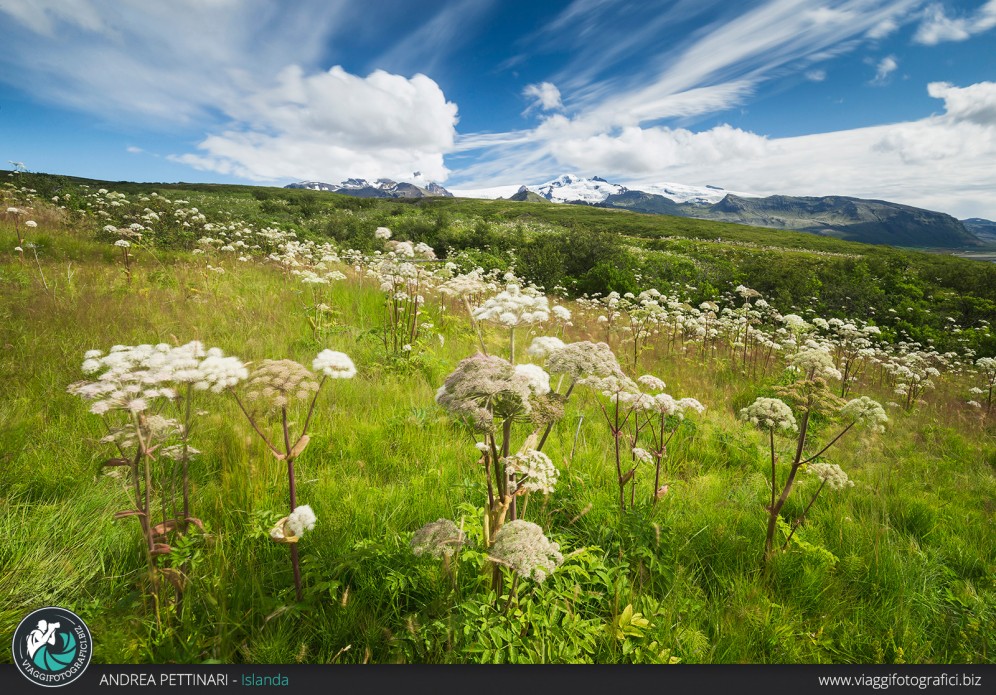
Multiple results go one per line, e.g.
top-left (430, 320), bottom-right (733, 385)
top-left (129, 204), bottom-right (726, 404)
top-left (1, 174), bottom-right (993, 664)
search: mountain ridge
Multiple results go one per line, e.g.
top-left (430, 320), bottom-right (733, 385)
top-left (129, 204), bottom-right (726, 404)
top-left (287, 173), bottom-right (985, 248)
top-left (285, 178), bottom-right (452, 199)
top-left (451, 174), bottom-right (981, 248)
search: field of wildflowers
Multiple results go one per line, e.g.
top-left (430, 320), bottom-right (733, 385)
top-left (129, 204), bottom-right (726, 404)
top-left (1, 173), bottom-right (993, 664)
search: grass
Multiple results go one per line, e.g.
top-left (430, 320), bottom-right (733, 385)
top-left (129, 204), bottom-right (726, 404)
top-left (0, 190), bottom-right (994, 665)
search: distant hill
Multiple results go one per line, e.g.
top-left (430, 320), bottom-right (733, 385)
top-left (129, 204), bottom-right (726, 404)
top-left (286, 178), bottom-right (452, 199)
top-left (504, 186), bottom-right (551, 203)
top-left (962, 218), bottom-right (996, 244)
top-left (691, 194), bottom-right (978, 248)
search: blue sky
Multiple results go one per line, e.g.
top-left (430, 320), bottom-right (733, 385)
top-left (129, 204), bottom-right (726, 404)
top-left (1, 0), bottom-right (995, 217)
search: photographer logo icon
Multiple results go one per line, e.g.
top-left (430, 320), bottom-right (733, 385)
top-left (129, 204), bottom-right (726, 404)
top-left (12, 607), bottom-right (92, 687)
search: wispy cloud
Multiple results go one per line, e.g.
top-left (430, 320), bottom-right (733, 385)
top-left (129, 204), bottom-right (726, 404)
top-left (0, 0), bottom-right (354, 125)
top-left (913, 0), bottom-right (996, 45)
top-left (522, 82), bottom-right (563, 114)
top-left (456, 0), bottom-right (923, 187)
top-left (871, 55), bottom-right (898, 85)
top-left (370, 0), bottom-right (497, 78)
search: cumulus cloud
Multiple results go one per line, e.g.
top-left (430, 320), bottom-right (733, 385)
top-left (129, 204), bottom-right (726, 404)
top-left (541, 122), bottom-right (768, 175)
top-left (872, 81), bottom-right (996, 163)
top-left (522, 82), bottom-right (563, 113)
top-left (927, 80), bottom-right (996, 125)
top-left (913, 0), bottom-right (996, 45)
top-left (871, 55), bottom-right (898, 85)
top-left (172, 66), bottom-right (459, 182)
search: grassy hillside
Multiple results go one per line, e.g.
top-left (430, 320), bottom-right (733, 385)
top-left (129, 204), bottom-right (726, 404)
top-left (1, 173), bottom-right (994, 665)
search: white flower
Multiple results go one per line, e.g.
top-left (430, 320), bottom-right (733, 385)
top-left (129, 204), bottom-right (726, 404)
top-left (513, 363), bottom-right (551, 396)
top-left (739, 397), bottom-right (797, 433)
top-left (637, 375), bottom-right (666, 392)
top-left (505, 449), bottom-right (559, 495)
top-left (790, 347), bottom-right (842, 381)
top-left (24, 220), bottom-right (37, 228)
top-left (632, 447), bottom-right (653, 463)
top-left (286, 504), bottom-right (317, 537)
top-left (411, 519), bottom-right (466, 558)
top-left (374, 227), bottom-right (392, 240)
top-left (488, 520), bottom-right (563, 583)
top-left (196, 353), bottom-right (248, 392)
top-left (313, 350), bottom-right (356, 379)
top-left (527, 336), bottom-right (565, 360)
top-left (552, 305), bottom-right (572, 322)
top-left (114, 239), bottom-right (131, 248)
top-left (840, 396), bottom-right (888, 433)
top-left (677, 397), bottom-right (706, 415)
top-left (807, 463), bottom-right (854, 490)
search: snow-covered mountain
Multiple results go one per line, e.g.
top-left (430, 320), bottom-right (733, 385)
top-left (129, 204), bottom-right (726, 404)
top-left (286, 177), bottom-right (452, 199)
top-left (528, 174), bottom-right (626, 204)
top-left (451, 174), bottom-right (755, 206)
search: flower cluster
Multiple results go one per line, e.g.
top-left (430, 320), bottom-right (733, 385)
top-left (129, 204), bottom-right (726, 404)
top-left (840, 396), bottom-right (888, 433)
top-left (313, 350), bottom-right (357, 379)
top-left (244, 359), bottom-right (320, 411)
top-left (487, 520), bottom-right (563, 583)
top-left (505, 449), bottom-right (559, 495)
top-left (739, 397), bottom-right (798, 433)
top-left (526, 336), bottom-right (565, 361)
top-left (545, 340), bottom-right (624, 381)
top-left (806, 463), bottom-right (854, 490)
top-left (513, 363), bottom-right (551, 396)
top-left (286, 504), bottom-right (317, 537)
top-left (411, 518), bottom-right (467, 559)
top-left (435, 354), bottom-right (545, 430)
top-left (68, 342), bottom-right (247, 414)
top-left (790, 346), bottom-right (843, 381)
top-left (472, 283), bottom-right (550, 327)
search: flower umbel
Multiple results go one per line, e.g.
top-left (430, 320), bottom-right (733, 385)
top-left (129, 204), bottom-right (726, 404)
top-left (487, 520), bottom-right (563, 583)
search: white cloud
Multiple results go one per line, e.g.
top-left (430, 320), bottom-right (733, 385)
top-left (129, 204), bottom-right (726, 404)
top-left (806, 69), bottom-right (827, 82)
top-left (0, 0), bottom-right (352, 124)
top-left (539, 121), bottom-right (768, 175)
top-left (172, 66), bottom-right (459, 182)
top-left (0, 1), bottom-right (460, 183)
top-left (523, 82), bottom-right (563, 113)
top-left (866, 16), bottom-right (900, 37)
top-left (913, 0), bottom-right (996, 45)
top-left (927, 80), bottom-right (996, 125)
top-left (871, 55), bottom-right (898, 85)
top-left (125, 146), bottom-right (143, 154)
